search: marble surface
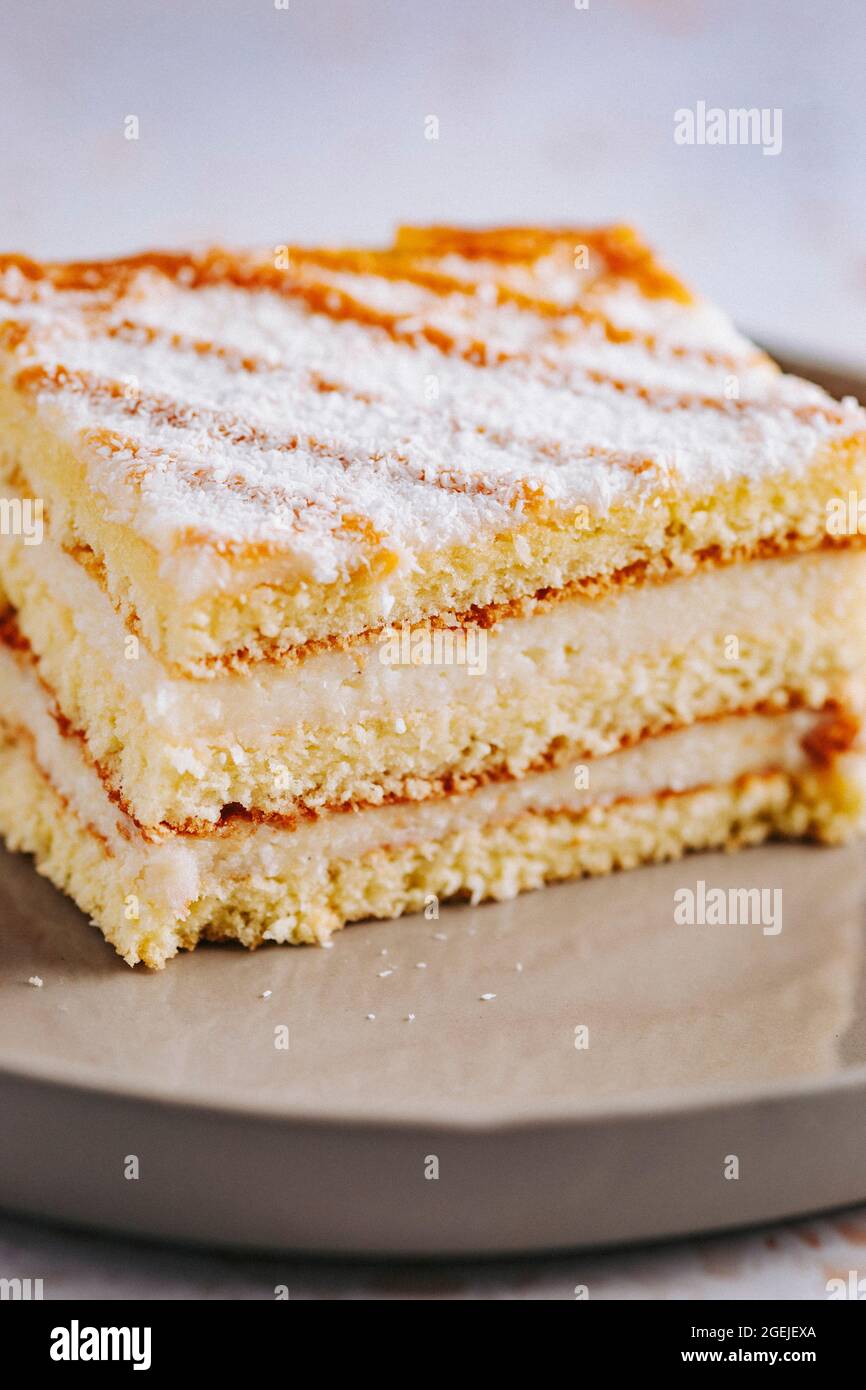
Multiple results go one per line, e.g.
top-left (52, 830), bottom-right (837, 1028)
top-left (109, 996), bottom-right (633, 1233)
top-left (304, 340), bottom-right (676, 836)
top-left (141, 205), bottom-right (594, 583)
top-left (2, 1207), bottom-right (866, 1300)
top-left (0, 0), bottom-right (864, 1300)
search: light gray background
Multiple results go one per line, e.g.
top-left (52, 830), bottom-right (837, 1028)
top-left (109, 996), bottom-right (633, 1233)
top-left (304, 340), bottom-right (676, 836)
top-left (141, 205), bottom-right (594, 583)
top-left (1, 0), bottom-right (864, 1299)
top-left (1, 0), bottom-right (864, 362)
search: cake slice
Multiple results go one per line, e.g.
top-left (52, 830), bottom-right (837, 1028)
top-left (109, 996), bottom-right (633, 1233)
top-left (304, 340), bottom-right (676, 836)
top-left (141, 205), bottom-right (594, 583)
top-left (0, 225), bottom-right (865, 967)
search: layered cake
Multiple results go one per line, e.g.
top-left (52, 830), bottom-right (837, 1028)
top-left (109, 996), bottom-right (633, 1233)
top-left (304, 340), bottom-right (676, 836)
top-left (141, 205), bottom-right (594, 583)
top-left (1, 225), bottom-right (865, 967)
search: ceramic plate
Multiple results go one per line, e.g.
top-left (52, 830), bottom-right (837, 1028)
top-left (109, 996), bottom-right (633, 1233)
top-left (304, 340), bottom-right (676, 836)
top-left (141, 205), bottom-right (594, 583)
top-left (1, 838), bottom-right (865, 1254)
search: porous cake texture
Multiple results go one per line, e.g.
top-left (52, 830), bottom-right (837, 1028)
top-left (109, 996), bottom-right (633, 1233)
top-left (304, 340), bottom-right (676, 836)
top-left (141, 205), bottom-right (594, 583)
top-left (0, 225), bottom-right (865, 966)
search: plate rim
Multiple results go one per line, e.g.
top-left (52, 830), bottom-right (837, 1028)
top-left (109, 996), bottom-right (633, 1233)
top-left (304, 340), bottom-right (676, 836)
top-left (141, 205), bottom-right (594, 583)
top-left (3, 1047), bottom-right (866, 1134)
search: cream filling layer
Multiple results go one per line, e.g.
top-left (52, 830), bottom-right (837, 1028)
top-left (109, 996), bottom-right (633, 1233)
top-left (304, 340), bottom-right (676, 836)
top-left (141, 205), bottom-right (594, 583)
top-left (4, 514), bottom-right (866, 739)
top-left (0, 637), bottom-right (843, 921)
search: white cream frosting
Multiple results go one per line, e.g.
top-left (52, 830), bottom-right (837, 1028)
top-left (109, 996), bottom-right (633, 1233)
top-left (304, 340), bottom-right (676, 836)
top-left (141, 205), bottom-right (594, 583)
top-left (9, 526), bottom-right (865, 738)
top-left (137, 547), bottom-right (866, 735)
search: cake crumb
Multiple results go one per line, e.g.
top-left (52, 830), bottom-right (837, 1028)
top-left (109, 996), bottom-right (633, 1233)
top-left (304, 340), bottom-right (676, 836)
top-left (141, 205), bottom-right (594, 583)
top-left (480, 992), bottom-right (496, 1001)
top-left (378, 969), bottom-right (394, 978)
top-left (260, 989), bottom-right (272, 999)
top-left (27, 975), bottom-right (43, 988)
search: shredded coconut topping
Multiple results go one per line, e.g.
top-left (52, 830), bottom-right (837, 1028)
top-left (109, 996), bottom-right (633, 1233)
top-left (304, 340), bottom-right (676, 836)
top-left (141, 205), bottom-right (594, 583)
top-left (1, 226), bottom-right (862, 586)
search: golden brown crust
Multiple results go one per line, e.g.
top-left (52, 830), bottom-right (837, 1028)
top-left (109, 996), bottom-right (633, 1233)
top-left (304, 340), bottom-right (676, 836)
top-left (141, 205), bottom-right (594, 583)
top-left (802, 707), bottom-right (863, 766)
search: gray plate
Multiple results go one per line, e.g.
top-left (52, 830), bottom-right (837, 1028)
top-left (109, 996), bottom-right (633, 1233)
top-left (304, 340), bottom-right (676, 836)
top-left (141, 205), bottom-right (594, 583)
top-left (1, 839), bottom-right (866, 1255)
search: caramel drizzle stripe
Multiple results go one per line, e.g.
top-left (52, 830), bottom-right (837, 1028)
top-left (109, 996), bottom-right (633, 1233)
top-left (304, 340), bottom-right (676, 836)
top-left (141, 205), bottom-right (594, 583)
top-left (15, 357), bottom-right (849, 489)
top-left (1, 246), bottom-right (760, 373)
